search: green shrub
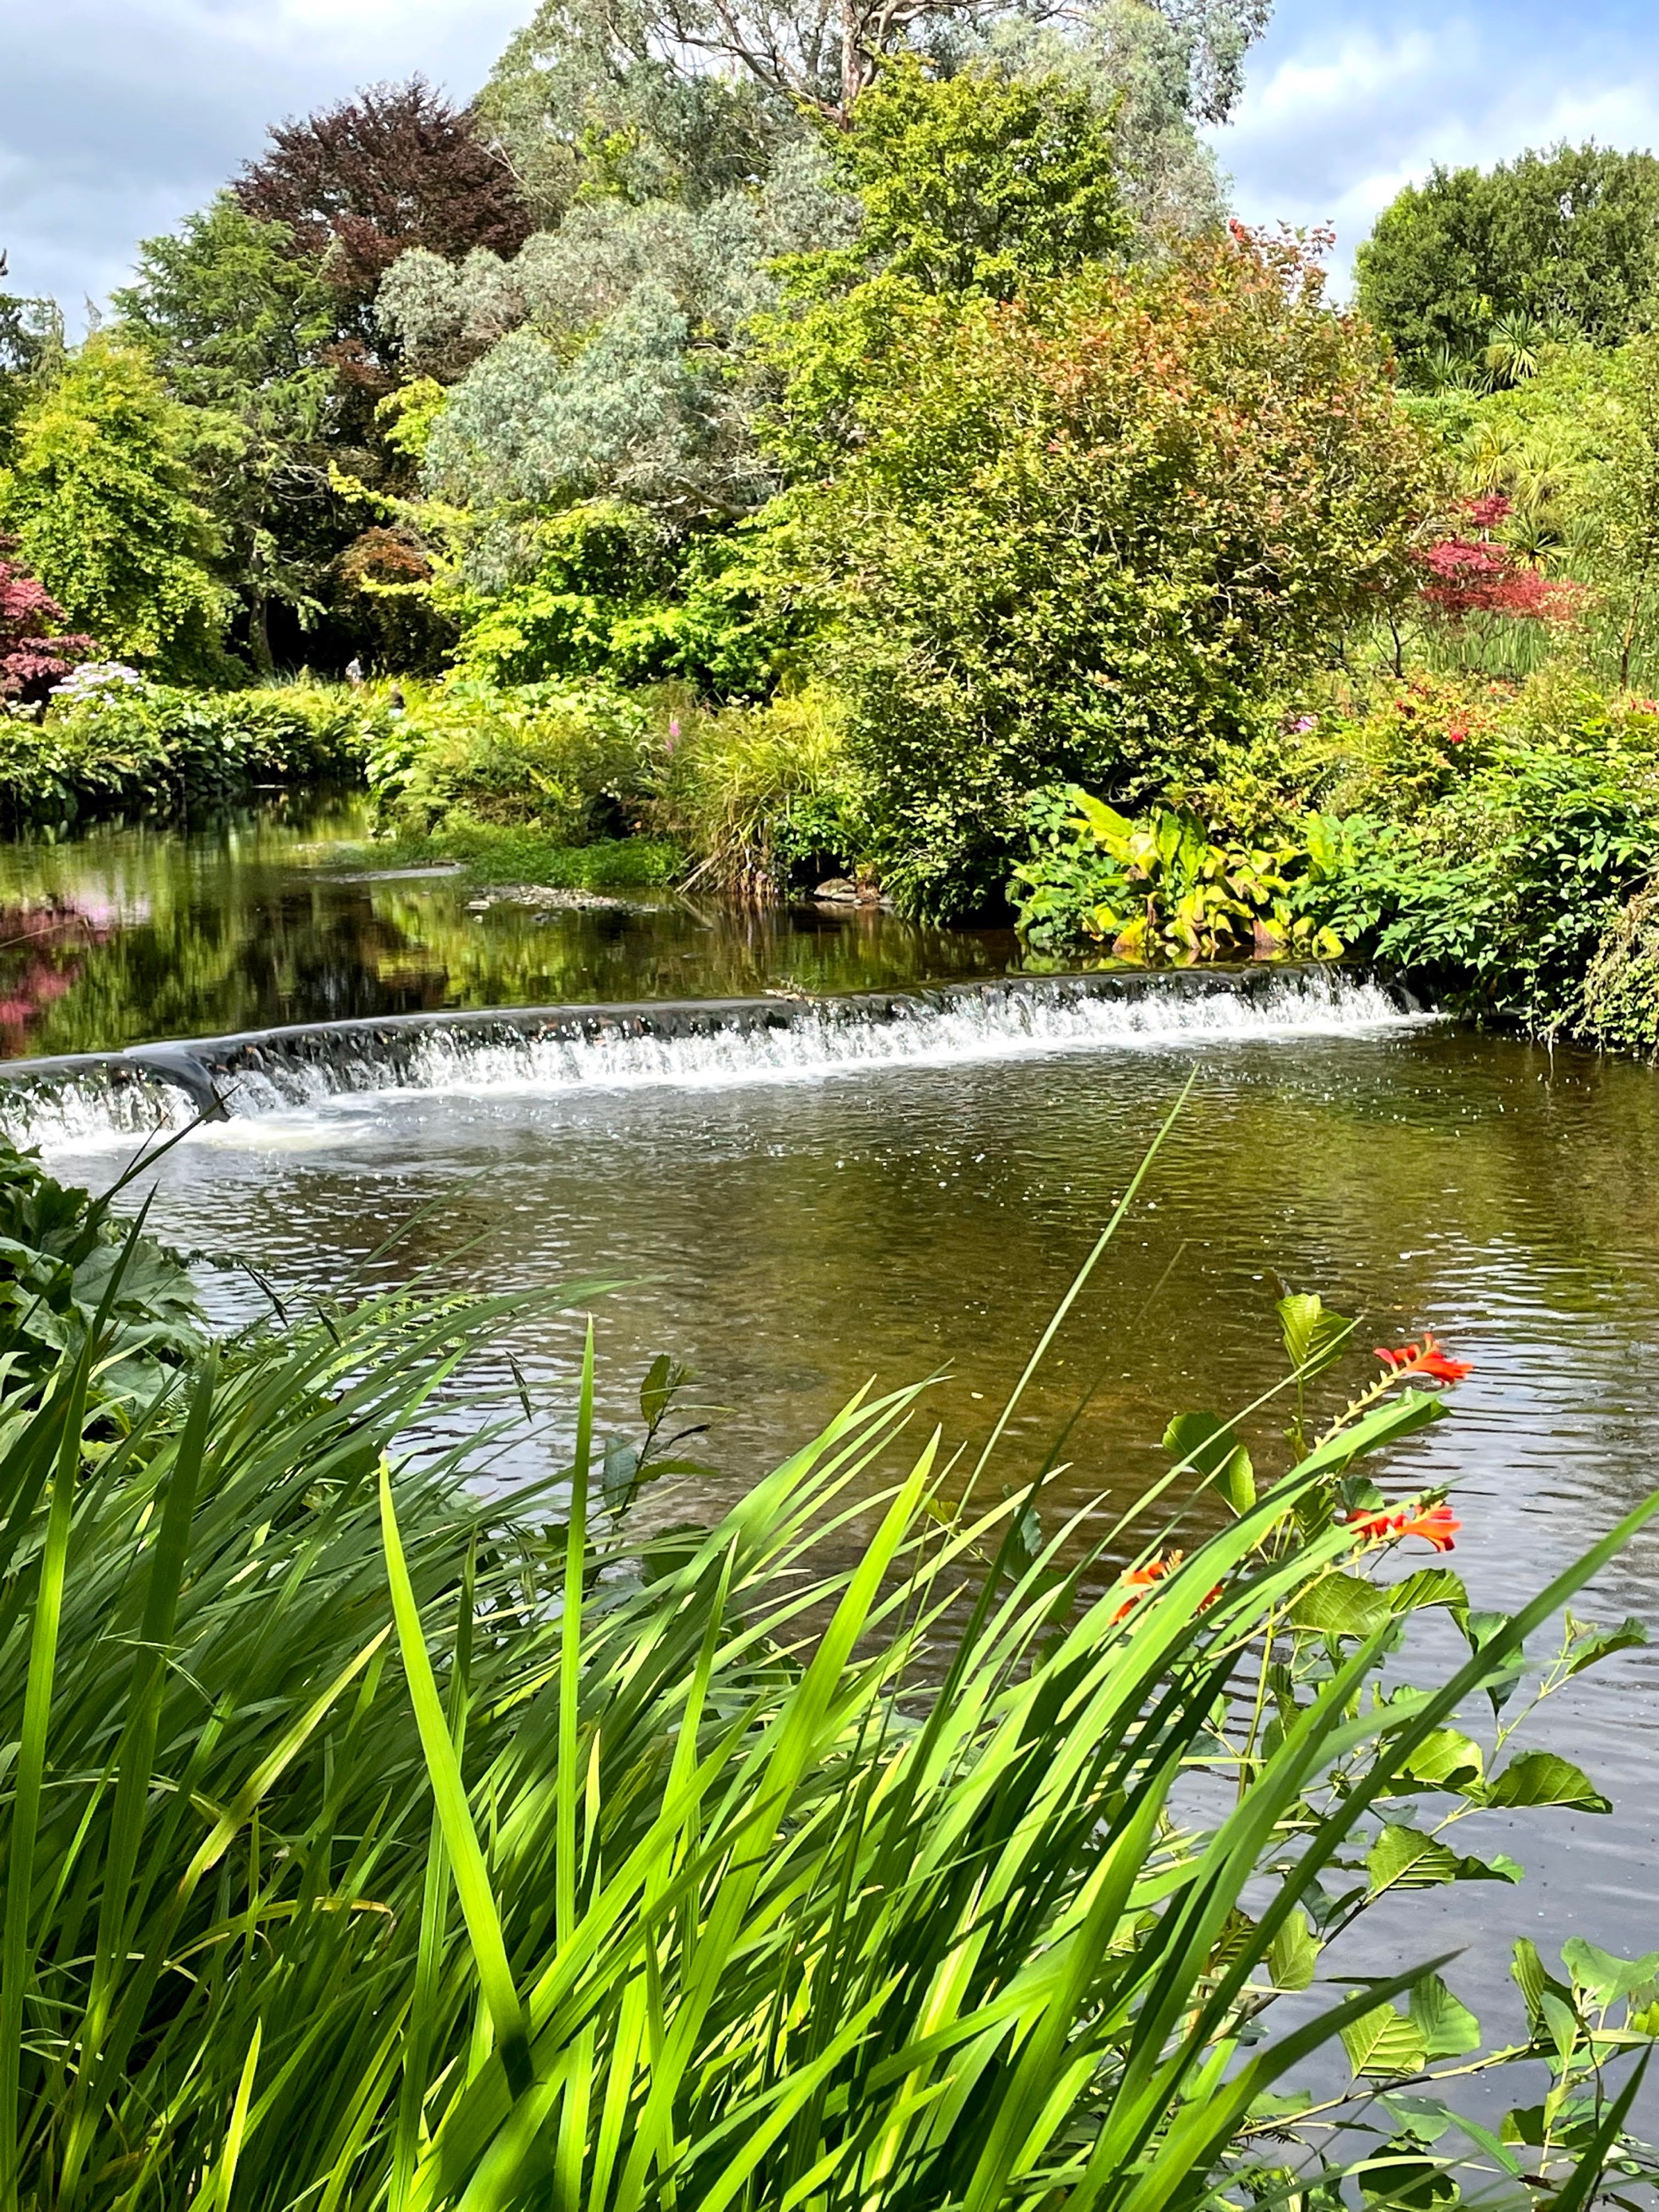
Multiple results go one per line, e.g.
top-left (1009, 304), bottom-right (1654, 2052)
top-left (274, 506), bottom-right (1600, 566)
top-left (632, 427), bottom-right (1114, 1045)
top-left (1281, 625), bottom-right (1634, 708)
top-left (1304, 743), bottom-right (1659, 1028)
top-left (449, 508), bottom-right (809, 704)
top-left (367, 678), bottom-right (655, 845)
top-left (0, 1136), bottom-right (202, 1424)
top-left (1012, 786), bottom-right (1345, 960)
top-left (0, 677), bottom-right (369, 826)
top-left (771, 232), bottom-right (1436, 917)
top-left (652, 686), bottom-right (866, 893)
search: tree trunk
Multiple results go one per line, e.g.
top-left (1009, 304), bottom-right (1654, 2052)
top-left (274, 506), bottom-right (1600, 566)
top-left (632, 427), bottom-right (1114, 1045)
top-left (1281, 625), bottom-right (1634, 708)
top-left (248, 582), bottom-right (274, 677)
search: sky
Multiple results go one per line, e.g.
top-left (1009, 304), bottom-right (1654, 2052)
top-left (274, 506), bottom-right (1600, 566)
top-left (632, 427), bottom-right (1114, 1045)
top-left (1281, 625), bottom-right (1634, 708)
top-left (4, 0), bottom-right (1659, 317)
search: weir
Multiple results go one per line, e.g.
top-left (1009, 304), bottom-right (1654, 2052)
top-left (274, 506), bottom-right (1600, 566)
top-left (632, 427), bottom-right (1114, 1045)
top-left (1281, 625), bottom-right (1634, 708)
top-left (0, 964), bottom-right (1430, 1150)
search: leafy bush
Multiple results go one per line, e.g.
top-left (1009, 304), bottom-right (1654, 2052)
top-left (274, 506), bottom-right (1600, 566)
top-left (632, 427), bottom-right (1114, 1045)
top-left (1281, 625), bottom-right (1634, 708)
top-left (0, 335), bottom-right (229, 677)
top-left (1282, 671), bottom-right (1516, 822)
top-left (0, 678), bottom-right (369, 826)
top-left (651, 684), bottom-right (865, 893)
top-left (1355, 143), bottom-right (1659, 378)
top-left (367, 677), bottom-right (654, 844)
top-left (1012, 786), bottom-right (1345, 959)
top-left (0, 542), bottom-right (97, 704)
top-left (771, 229), bottom-right (1437, 916)
top-left (4, 1177), bottom-right (1657, 2209)
top-left (449, 508), bottom-right (809, 703)
top-left (1303, 743), bottom-right (1659, 1028)
top-left (0, 1137), bottom-right (202, 1423)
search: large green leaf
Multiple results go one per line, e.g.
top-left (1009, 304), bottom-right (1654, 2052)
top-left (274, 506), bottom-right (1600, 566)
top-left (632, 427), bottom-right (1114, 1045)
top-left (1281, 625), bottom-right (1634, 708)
top-left (1563, 1615), bottom-right (1649, 1678)
top-left (1163, 1410), bottom-right (1254, 1513)
top-left (1268, 1908), bottom-right (1321, 1993)
top-left (1290, 1570), bottom-right (1393, 1638)
top-left (1486, 1751), bottom-right (1611, 1814)
top-left (1278, 1291), bottom-right (1352, 1382)
top-left (1384, 1728), bottom-right (1484, 1795)
top-left (1410, 1973), bottom-right (1481, 2060)
top-left (1343, 2002), bottom-right (1430, 2080)
top-left (1388, 1567), bottom-right (1469, 1618)
top-left (1461, 1608), bottom-right (1529, 1714)
top-left (1367, 1823), bottom-right (1522, 1892)
top-left (1559, 1939), bottom-right (1659, 2007)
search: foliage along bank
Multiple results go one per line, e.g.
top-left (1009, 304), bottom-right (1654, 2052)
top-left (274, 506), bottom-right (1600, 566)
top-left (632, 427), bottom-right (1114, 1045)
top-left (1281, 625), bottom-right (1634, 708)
top-left (14, 20), bottom-right (1659, 1045)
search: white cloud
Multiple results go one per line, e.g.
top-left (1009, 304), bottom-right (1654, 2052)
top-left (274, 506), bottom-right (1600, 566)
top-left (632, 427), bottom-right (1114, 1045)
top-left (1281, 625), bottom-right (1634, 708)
top-left (1214, 0), bottom-right (1659, 294)
top-left (0, 0), bottom-right (528, 317)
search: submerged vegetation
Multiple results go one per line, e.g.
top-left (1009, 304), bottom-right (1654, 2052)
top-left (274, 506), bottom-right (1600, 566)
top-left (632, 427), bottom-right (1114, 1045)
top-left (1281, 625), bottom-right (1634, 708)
top-left (3, 1137), bottom-right (1659, 2209)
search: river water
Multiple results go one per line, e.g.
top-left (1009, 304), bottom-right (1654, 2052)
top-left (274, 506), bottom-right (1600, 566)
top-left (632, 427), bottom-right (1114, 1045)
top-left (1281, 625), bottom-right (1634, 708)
top-left (6, 802), bottom-right (1659, 2096)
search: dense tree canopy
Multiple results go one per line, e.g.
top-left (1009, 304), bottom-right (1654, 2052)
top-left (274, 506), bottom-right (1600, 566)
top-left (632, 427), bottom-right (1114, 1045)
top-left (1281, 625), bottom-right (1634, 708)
top-left (233, 79), bottom-right (534, 354)
top-left (488, 0), bottom-right (1269, 135)
top-left (0, 265), bottom-right (61, 469)
top-left (802, 57), bottom-right (1129, 300)
top-left (775, 230), bottom-right (1436, 912)
top-left (1355, 144), bottom-right (1659, 382)
top-left (114, 198), bottom-right (346, 668)
top-left (0, 336), bottom-right (227, 676)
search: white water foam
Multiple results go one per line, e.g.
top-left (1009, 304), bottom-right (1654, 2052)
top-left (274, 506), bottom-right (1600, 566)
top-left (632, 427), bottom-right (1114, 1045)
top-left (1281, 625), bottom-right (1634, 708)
top-left (0, 972), bottom-right (1432, 1154)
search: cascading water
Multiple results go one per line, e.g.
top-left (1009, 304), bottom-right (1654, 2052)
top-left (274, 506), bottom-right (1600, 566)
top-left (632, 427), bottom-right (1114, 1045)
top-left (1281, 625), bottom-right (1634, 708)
top-left (0, 966), bottom-right (1430, 1152)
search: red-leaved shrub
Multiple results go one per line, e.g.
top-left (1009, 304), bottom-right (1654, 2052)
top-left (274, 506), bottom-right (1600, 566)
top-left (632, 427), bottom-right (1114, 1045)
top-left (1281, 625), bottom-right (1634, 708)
top-left (1416, 495), bottom-right (1577, 623)
top-left (0, 541), bottom-right (98, 704)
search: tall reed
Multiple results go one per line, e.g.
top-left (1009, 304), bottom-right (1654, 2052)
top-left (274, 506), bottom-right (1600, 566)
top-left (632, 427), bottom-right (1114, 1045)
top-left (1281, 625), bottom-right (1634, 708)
top-left (1, 1230), bottom-right (1653, 2210)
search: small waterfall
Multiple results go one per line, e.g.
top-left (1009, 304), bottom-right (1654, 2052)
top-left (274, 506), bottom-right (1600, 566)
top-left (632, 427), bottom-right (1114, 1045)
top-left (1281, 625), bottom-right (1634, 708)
top-left (0, 967), bottom-right (1430, 1151)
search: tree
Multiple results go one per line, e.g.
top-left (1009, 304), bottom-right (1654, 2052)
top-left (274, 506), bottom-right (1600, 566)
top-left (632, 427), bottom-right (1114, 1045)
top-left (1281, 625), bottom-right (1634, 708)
top-left (1355, 144), bottom-right (1659, 381)
top-left (480, 24), bottom-right (790, 221)
top-left (114, 197), bottom-right (347, 670)
top-left (1584, 335), bottom-right (1659, 685)
top-left (233, 78), bottom-right (533, 352)
top-left (407, 143), bottom-right (853, 553)
top-left (758, 62), bottom-right (1133, 480)
top-left (802, 57), bottom-right (1128, 300)
top-left (488, 0), bottom-right (1269, 135)
top-left (775, 229), bottom-right (1436, 914)
top-left (0, 253), bottom-right (63, 466)
top-left (0, 336), bottom-right (228, 676)
top-left (985, 1), bottom-right (1227, 245)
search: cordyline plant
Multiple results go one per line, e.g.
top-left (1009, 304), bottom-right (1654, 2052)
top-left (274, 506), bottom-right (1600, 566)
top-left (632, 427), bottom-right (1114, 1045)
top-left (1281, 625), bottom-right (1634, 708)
top-left (1, 1121), bottom-right (1656, 2212)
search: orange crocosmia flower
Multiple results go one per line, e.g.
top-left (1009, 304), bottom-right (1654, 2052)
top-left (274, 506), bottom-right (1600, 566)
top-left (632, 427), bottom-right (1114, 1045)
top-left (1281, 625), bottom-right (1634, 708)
top-left (1111, 1550), bottom-right (1223, 1622)
top-left (1395, 1503), bottom-right (1461, 1551)
top-left (1374, 1332), bottom-right (1473, 1384)
top-left (1347, 1508), bottom-right (1398, 1542)
top-left (1347, 1501), bottom-right (1461, 1553)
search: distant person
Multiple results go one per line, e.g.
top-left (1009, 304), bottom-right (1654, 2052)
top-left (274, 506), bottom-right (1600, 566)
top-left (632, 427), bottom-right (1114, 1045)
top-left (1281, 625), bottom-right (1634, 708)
top-left (386, 685), bottom-right (406, 714)
top-left (344, 657), bottom-right (365, 688)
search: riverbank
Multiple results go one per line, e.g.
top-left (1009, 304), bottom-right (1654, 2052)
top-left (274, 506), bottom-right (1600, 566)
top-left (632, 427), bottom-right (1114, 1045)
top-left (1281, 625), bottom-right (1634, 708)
top-left (13, 655), bottom-right (1659, 1060)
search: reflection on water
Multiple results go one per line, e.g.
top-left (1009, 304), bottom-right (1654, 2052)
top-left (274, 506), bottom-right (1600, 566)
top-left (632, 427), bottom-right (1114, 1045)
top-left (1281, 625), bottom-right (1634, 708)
top-left (15, 799), bottom-right (1659, 2079)
top-left (0, 798), bottom-right (1020, 1055)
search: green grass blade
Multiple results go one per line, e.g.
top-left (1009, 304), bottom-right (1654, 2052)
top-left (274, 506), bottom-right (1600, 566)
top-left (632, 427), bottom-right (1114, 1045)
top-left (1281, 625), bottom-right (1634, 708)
top-left (380, 1461), bottom-right (533, 2101)
top-left (0, 1350), bottom-right (90, 2212)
